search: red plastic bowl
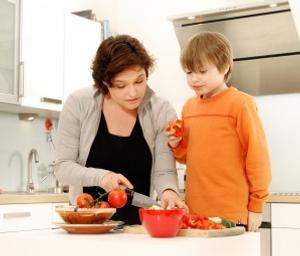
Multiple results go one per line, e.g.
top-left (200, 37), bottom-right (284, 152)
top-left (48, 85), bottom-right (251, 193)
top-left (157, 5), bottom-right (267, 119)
top-left (139, 208), bottom-right (185, 238)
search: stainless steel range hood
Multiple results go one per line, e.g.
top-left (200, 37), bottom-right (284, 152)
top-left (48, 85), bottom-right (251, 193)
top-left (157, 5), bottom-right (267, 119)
top-left (169, 1), bottom-right (300, 96)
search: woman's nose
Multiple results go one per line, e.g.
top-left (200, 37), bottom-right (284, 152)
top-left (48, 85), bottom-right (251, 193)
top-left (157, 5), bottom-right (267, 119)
top-left (127, 84), bottom-right (138, 96)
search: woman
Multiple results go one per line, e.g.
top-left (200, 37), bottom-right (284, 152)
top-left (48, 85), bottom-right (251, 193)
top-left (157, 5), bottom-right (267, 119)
top-left (54, 35), bottom-right (186, 224)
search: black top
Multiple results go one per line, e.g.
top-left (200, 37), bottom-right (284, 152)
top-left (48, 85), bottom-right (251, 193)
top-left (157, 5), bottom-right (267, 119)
top-left (84, 113), bottom-right (152, 224)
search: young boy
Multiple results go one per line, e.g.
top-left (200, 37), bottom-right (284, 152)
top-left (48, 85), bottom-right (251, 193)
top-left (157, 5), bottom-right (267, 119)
top-left (166, 32), bottom-right (271, 232)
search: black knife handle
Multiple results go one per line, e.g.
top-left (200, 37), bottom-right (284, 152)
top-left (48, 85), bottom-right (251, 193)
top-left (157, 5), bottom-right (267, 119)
top-left (124, 188), bottom-right (134, 196)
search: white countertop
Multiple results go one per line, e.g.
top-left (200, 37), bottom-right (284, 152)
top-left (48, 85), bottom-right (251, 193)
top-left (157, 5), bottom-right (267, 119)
top-left (0, 229), bottom-right (260, 256)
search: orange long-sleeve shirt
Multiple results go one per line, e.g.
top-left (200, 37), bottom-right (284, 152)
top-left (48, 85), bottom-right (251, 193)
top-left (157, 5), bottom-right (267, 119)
top-left (173, 87), bottom-right (271, 224)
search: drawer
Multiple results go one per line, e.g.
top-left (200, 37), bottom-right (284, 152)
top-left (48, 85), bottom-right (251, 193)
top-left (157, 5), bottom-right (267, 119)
top-left (272, 203), bottom-right (300, 228)
top-left (0, 203), bottom-right (53, 232)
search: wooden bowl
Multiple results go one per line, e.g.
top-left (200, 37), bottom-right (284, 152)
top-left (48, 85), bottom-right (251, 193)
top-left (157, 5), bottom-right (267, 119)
top-left (55, 205), bottom-right (116, 224)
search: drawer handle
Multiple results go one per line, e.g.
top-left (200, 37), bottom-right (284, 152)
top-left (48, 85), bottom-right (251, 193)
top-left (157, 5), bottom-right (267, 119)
top-left (3, 212), bottom-right (31, 219)
top-left (40, 97), bottom-right (62, 104)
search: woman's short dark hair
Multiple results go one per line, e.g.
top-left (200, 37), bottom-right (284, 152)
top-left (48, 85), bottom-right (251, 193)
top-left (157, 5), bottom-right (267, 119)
top-left (92, 35), bottom-right (155, 94)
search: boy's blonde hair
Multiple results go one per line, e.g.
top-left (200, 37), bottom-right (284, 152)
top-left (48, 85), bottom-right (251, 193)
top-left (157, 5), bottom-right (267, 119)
top-left (180, 31), bottom-right (233, 82)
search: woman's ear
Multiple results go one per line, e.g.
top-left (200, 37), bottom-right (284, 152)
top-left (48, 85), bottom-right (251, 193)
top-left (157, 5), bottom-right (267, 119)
top-left (102, 81), bottom-right (109, 87)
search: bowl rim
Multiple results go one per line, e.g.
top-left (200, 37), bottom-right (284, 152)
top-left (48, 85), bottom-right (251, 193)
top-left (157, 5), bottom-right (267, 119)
top-left (139, 208), bottom-right (186, 214)
top-left (55, 205), bottom-right (116, 214)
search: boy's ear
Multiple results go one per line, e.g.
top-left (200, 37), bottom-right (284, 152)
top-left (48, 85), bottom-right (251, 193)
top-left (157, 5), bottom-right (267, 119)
top-left (222, 65), bottom-right (230, 75)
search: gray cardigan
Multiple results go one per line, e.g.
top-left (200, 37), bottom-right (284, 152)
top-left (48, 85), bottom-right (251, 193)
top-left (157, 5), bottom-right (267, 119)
top-left (54, 86), bottom-right (179, 205)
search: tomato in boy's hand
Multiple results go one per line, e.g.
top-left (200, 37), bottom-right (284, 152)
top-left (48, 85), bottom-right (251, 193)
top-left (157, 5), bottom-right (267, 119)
top-left (108, 189), bottom-right (128, 208)
top-left (166, 119), bottom-right (184, 137)
top-left (76, 193), bottom-right (94, 208)
top-left (94, 201), bottom-right (111, 208)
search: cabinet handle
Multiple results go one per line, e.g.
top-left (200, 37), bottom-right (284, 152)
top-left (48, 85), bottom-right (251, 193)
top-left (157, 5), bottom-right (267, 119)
top-left (40, 97), bottom-right (62, 104)
top-left (3, 211), bottom-right (31, 219)
top-left (19, 61), bottom-right (25, 97)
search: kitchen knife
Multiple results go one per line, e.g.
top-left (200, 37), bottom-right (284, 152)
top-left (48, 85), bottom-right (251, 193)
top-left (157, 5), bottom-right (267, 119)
top-left (124, 188), bottom-right (160, 208)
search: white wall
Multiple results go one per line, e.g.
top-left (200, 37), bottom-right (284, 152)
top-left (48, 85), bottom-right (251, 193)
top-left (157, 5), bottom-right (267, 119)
top-left (91, 0), bottom-right (300, 192)
top-left (0, 112), bottom-right (57, 192)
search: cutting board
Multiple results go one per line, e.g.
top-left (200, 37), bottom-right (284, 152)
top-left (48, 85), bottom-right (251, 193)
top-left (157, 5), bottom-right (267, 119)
top-left (123, 225), bottom-right (245, 237)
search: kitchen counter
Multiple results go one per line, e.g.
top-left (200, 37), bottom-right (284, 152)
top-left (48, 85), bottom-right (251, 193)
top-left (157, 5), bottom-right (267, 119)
top-left (267, 195), bottom-right (300, 203)
top-left (1, 192), bottom-right (299, 205)
top-left (0, 193), bottom-right (69, 204)
top-left (0, 229), bottom-right (260, 256)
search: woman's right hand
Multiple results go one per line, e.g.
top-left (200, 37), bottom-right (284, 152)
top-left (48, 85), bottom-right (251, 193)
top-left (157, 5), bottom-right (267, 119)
top-left (100, 172), bottom-right (133, 192)
top-left (165, 128), bottom-right (182, 148)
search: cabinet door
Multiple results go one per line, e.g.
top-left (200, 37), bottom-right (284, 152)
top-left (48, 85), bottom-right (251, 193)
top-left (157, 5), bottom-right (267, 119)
top-left (20, 0), bottom-right (63, 111)
top-left (0, 203), bottom-right (53, 232)
top-left (63, 13), bottom-right (101, 102)
top-left (272, 228), bottom-right (300, 256)
top-left (0, 0), bottom-right (20, 104)
top-left (272, 203), bottom-right (300, 228)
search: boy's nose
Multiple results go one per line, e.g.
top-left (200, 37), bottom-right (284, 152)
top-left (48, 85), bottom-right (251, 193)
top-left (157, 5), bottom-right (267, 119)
top-left (191, 73), bottom-right (200, 82)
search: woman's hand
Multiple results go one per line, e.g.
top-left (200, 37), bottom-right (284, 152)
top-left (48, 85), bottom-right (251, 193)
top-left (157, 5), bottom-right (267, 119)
top-left (100, 172), bottom-right (133, 192)
top-left (165, 128), bottom-right (182, 148)
top-left (160, 189), bottom-right (189, 212)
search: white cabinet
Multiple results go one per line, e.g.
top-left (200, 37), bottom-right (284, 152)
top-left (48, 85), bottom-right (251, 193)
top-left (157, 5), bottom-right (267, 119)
top-left (0, 202), bottom-right (69, 232)
top-left (0, 0), bottom-right (20, 104)
top-left (289, 0), bottom-right (300, 39)
top-left (63, 13), bottom-right (101, 101)
top-left (271, 203), bottom-right (300, 256)
top-left (0, 203), bottom-right (53, 232)
top-left (20, 0), bottom-right (64, 111)
top-left (52, 202), bottom-right (68, 224)
top-left (1, 0), bottom-right (101, 113)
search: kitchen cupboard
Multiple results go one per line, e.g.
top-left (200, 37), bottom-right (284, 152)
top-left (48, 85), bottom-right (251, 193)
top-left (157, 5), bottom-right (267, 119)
top-left (0, 0), bottom-right (101, 114)
top-left (63, 13), bottom-right (101, 102)
top-left (0, 202), bottom-right (68, 232)
top-left (20, 0), bottom-right (64, 112)
top-left (271, 203), bottom-right (300, 256)
top-left (0, 0), bottom-right (20, 104)
top-left (0, 203), bottom-right (53, 232)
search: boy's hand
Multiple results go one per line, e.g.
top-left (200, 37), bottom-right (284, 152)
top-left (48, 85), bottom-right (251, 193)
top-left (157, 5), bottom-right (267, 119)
top-left (165, 119), bottom-right (184, 148)
top-left (247, 211), bottom-right (262, 232)
top-left (165, 129), bottom-right (182, 148)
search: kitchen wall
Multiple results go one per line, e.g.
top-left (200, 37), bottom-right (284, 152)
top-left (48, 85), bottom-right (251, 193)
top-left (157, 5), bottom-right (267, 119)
top-left (0, 112), bottom-right (57, 191)
top-left (90, 0), bottom-right (300, 193)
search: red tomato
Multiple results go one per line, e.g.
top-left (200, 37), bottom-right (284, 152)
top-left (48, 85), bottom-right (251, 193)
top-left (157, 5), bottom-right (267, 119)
top-left (166, 119), bottom-right (184, 137)
top-left (94, 201), bottom-right (111, 208)
top-left (108, 189), bottom-right (128, 208)
top-left (76, 193), bottom-right (94, 208)
top-left (45, 118), bottom-right (53, 130)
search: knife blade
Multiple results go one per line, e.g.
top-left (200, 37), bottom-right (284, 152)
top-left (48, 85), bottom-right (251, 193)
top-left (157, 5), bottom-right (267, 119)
top-left (124, 188), bottom-right (160, 208)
